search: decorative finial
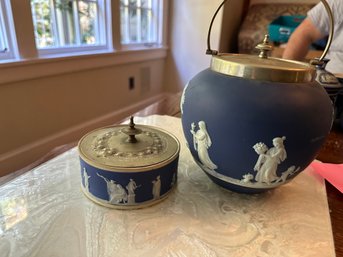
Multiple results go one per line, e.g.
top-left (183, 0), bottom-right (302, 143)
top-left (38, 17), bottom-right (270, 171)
top-left (121, 116), bottom-right (142, 143)
top-left (129, 116), bottom-right (135, 129)
top-left (255, 35), bottom-right (273, 59)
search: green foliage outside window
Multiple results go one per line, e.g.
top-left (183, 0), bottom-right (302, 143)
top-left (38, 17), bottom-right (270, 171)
top-left (31, 0), bottom-right (98, 48)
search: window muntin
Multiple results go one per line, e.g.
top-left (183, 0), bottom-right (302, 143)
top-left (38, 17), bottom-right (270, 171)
top-left (30, 0), bottom-right (107, 52)
top-left (120, 0), bottom-right (159, 45)
top-left (0, 0), bottom-right (166, 64)
top-left (0, 0), bottom-right (16, 61)
top-left (0, 14), bottom-right (8, 55)
top-left (0, 9), bottom-right (7, 53)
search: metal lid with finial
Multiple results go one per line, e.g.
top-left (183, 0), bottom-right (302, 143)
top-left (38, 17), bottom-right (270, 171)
top-left (206, 0), bottom-right (334, 83)
top-left (210, 35), bottom-right (316, 83)
top-left (78, 116), bottom-right (180, 172)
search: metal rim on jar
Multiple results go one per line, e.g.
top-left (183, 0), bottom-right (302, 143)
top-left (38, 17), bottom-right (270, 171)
top-left (210, 54), bottom-right (317, 83)
top-left (206, 0), bottom-right (334, 84)
top-left (78, 124), bottom-right (180, 172)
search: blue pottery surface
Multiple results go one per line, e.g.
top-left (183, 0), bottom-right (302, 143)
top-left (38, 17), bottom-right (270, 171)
top-left (78, 122), bottom-right (180, 208)
top-left (79, 157), bottom-right (178, 208)
top-left (181, 68), bottom-right (333, 193)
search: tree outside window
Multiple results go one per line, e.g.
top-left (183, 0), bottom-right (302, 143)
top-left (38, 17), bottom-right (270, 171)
top-left (120, 0), bottom-right (158, 45)
top-left (0, 0), bottom-right (16, 61)
top-left (31, 0), bottom-right (104, 49)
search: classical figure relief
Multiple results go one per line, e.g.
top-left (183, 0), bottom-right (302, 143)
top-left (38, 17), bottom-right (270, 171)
top-left (253, 137), bottom-right (287, 184)
top-left (152, 175), bottom-right (161, 199)
top-left (190, 121), bottom-right (218, 171)
top-left (254, 137), bottom-right (287, 184)
top-left (83, 168), bottom-right (91, 192)
top-left (200, 135), bottom-right (300, 189)
top-left (126, 178), bottom-right (139, 204)
top-left (97, 173), bottom-right (128, 204)
top-left (93, 173), bottom-right (170, 205)
top-left (126, 178), bottom-right (138, 195)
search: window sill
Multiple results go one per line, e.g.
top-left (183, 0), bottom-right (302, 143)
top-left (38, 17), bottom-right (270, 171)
top-left (0, 46), bottom-right (168, 85)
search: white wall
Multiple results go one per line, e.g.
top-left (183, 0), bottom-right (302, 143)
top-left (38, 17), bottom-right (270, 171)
top-left (0, 0), bottom-right (171, 176)
top-left (1, 0), bottom-right (248, 176)
top-left (0, 54), bottom-right (167, 176)
top-left (164, 0), bottom-right (224, 92)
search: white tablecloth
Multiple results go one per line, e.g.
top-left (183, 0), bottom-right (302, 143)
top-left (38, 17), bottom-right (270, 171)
top-left (0, 115), bottom-right (335, 257)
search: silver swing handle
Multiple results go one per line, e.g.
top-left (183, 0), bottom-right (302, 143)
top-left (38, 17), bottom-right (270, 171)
top-left (206, 0), bottom-right (334, 65)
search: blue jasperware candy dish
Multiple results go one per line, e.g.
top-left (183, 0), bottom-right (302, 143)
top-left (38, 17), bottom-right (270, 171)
top-left (78, 117), bottom-right (180, 209)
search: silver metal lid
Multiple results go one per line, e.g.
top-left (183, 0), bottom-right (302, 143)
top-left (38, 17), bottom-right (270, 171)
top-left (211, 53), bottom-right (316, 83)
top-left (210, 35), bottom-right (316, 83)
top-left (78, 117), bottom-right (180, 172)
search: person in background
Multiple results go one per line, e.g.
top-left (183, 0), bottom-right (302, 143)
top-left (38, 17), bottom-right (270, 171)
top-left (282, 0), bottom-right (343, 74)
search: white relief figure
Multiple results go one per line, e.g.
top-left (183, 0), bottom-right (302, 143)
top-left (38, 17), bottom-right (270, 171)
top-left (126, 178), bottom-right (138, 204)
top-left (190, 121), bottom-right (218, 170)
top-left (241, 173), bottom-right (254, 183)
top-left (114, 184), bottom-right (128, 203)
top-left (253, 137), bottom-right (287, 184)
top-left (275, 166), bottom-right (300, 183)
top-left (253, 142), bottom-right (268, 172)
top-left (152, 175), bottom-right (161, 199)
top-left (180, 82), bottom-right (189, 114)
top-left (171, 173), bottom-right (177, 186)
top-left (83, 168), bottom-right (91, 192)
top-left (97, 173), bottom-right (128, 204)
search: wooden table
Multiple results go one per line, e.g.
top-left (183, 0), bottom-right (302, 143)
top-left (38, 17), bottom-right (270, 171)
top-left (317, 121), bottom-right (343, 257)
top-left (133, 92), bottom-right (343, 257)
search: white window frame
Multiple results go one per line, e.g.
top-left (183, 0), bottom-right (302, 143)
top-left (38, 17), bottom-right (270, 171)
top-left (31, 0), bottom-right (109, 56)
top-left (0, 0), bottom-right (17, 62)
top-left (0, 0), bottom-right (168, 84)
top-left (120, 0), bottom-right (163, 48)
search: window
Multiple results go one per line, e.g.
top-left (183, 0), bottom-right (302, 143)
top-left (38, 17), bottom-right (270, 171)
top-left (0, 0), bottom-right (17, 61)
top-left (0, 0), bottom-right (167, 65)
top-left (120, 0), bottom-right (160, 45)
top-left (30, 0), bottom-right (107, 54)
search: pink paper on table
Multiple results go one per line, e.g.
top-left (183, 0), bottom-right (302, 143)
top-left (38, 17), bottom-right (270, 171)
top-left (310, 161), bottom-right (343, 193)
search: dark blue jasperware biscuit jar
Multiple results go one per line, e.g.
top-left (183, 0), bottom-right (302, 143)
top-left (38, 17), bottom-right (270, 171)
top-left (181, 0), bottom-right (335, 193)
top-left (181, 44), bottom-right (333, 193)
top-left (78, 117), bottom-right (180, 209)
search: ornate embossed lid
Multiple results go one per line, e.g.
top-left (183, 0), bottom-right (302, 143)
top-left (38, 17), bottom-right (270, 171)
top-left (78, 117), bottom-right (180, 172)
